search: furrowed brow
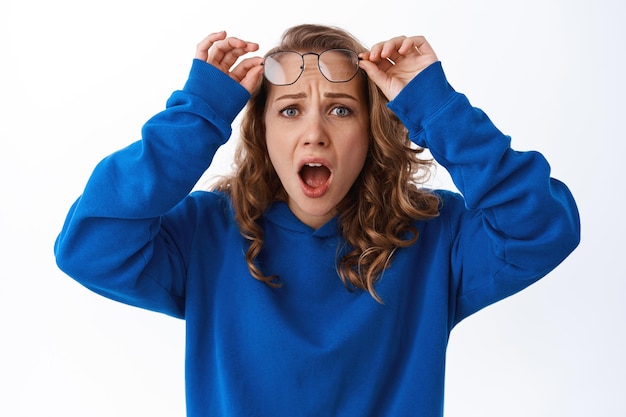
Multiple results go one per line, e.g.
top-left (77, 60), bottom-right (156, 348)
top-left (324, 92), bottom-right (358, 101)
top-left (275, 92), bottom-right (307, 101)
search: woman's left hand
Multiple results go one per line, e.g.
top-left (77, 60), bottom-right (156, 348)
top-left (359, 36), bottom-right (438, 101)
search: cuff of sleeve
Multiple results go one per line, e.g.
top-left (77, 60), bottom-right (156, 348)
top-left (182, 59), bottom-right (251, 124)
top-left (387, 61), bottom-right (456, 140)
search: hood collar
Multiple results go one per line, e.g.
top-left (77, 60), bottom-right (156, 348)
top-left (264, 202), bottom-right (340, 238)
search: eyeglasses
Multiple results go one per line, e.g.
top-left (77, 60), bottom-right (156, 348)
top-left (263, 49), bottom-right (361, 86)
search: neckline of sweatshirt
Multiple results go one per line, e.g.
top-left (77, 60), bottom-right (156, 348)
top-left (262, 200), bottom-right (341, 238)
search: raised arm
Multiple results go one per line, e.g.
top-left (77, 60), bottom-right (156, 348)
top-left (362, 36), bottom-right (580, 323)
top-left (54, 33), bottom-right (263, 317)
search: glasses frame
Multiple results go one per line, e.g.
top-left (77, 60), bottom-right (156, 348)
top-left (262, 49), bottom-right (362, 86)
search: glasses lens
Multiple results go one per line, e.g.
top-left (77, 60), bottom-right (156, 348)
top-left (264, 51), bottom-right (304, 85)
top-left (318, 49), bottom-right (359, 82)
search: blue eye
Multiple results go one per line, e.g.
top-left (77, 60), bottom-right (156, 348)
top-left (280, 107), bottom-right (299, 117)
top-left (331, 106), bottom-right (351, 117)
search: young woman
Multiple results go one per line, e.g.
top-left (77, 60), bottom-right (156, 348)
top-left (55, 24), bottom-right (580, 416)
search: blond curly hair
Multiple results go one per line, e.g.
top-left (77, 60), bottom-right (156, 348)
top-left (213, 24), bottom-right (440, 302)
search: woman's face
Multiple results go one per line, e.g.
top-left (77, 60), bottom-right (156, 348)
top-left (264, 53), bottom-right (370, 229)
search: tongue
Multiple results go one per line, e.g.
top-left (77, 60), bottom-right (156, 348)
top-left (300, 165), bottom-right (330, 188)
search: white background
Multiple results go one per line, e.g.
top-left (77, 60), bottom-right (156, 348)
top-left (1, 0), bottom-right (624, 415)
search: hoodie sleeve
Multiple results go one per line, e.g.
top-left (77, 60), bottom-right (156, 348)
top-left (388, 62), bottom-right (581, 325)
top-left (54, 60), bottom-right (250, 318)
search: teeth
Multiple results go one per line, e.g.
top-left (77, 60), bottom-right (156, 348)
top-left (306, 163), bottom-right (322, 167)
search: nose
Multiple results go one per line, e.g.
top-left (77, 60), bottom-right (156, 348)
top-left (301, 113), bottom-right (329, 148)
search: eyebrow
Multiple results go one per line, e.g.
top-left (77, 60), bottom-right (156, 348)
top-left (274, 92), bottom-right (307, 101)
top-left (325, 92), bottom-right (359, 101)
top-left (274, 92), bottom-right (359, 101)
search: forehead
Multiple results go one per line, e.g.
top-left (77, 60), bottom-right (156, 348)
top-left (267, 49), bottom-right (367, 95)
top-left (265, 70), bottom-right (368, 103)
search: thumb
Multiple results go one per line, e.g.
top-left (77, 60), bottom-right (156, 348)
top-left (239, 65), bottom-right (265, 95)
top-left (359, 59), bottom-right (387, 88)
top-left (359, 60), bottom-right (394, 100)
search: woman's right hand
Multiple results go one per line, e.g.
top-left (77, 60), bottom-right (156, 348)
top-left (195, 31), bottom-right (264, 94)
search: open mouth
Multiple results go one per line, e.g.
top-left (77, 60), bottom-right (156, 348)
top-left (300, 163), bottom-right (330, 187)
top-left (299, 162), bottom-right (332, 197)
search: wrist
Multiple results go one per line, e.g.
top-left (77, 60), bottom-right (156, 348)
top-left (182, 59), bottom-right (251, 124)
top-left (387, 62), bottom-right (455, 132)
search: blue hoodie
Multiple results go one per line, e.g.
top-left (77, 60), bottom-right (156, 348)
top-left (55, 59), bottom-right (580, 416)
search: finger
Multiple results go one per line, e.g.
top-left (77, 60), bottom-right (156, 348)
top-left (207, 37), bottom-right (247, 63)
top-left (379, 36), bottom-right (409, 60)
top-left (364, 47), bottom-right (396, 68)
top-left (398, 36), bottom-right (424, 55)
top-left (367, 41), bottom-right (387, 62)
top-left (195, 31), bottom-right (227, 61)
top-left (208, 38), bottom-right (259, 71)
top-left (358, 59), bottom-right (389, 89)
top-left (369, 36), bottom-right (416, 65)
top-left (372, 35), bottom-right (438, 66)
top-left (359, 52), bottom-right (394, 73)
top-left (238, 62), bottom-right (265, 94)
top-left (413, 36), bottom-right (437, 59)
top-left (230, 56), bottom-right (264, 82)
